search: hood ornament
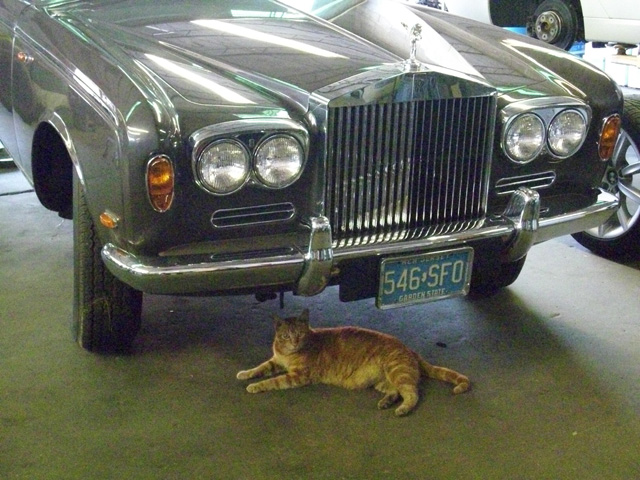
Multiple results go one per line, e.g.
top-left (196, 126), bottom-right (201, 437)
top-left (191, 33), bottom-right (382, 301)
top-left (401, 22), bottom-right (423, 72)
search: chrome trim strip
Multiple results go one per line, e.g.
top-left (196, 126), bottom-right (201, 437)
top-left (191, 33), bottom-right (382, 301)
top-left (189, 118), bottom-right (309, 157)
top-left (495, 171), bottom-right (556, 195)
top-left (533, 190), bottom-right (618, 244)
top-left (101, 191), bottom-right (618, 296)
top-left (102, 244), bottom-right (306, 295)
top-left (211, 203), bottom-right (296, 228)
top-left (500, 96), bottom-right (591, 118)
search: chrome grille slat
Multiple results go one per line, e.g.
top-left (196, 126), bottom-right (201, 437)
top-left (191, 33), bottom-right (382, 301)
top-left (326, 95), bottom-right (495, 248)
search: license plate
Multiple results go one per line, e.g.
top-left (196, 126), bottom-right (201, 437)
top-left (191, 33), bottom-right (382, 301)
top-left (376, 247), bottom-right (474, 309)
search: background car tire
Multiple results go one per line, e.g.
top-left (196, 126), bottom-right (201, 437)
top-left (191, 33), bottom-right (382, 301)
top-left (571, 98), bottom-right (640, 259)
top-left (528, 0), bottom-right (578, 50)
top-left (469, 256), bottom-right (527, 295)
top-left (72, 170), bottom-right (142, 353)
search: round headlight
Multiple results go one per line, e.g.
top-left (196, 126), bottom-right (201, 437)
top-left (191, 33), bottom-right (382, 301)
top-left (197, 140), bottom-right (250, 194)
top-left (548, 109), bottom-right (587, 158)
top-left (504, 113), bottom-right (545, 163)
top-left (254, 135), bottom-right (304, 188)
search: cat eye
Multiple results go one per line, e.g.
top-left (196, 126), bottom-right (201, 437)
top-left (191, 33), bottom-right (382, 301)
top-left (281, 333), bottom-right (290, 340)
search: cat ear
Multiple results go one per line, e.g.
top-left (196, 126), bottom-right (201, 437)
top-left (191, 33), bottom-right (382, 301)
top-left (272, 314), bottom-right (283, 328)
top-left (300, 308), bottom-right (310, 323)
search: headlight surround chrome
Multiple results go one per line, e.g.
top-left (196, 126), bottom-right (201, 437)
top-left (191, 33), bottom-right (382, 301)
top-left (196, 139), bottom-right (250, 195)
top-left (501, 97), bottom-right (592, 164)
top-left (254, 134), bottom-right (304, 188)
top-left (190, 119), bottom-right (309, 195)
top-left (504, 113), bottom-right (545, 164)
top-left (547, 109), bottom-right (588, 158)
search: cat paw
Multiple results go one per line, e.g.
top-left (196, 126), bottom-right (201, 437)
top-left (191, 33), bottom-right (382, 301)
top-left (377, 393), bottom-right (399, 410)
top-left (453, 381), bottom-right (470, 394)
top-left (394, 405), bottom-right (411, 417)
top-left (236, 370), bottom-right (251, 380)
top-left (246, 383), bottom-right (262, 394)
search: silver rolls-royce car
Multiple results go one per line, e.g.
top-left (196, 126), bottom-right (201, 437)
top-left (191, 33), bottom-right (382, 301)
top-left (0, 0), bottom-right (624, 352)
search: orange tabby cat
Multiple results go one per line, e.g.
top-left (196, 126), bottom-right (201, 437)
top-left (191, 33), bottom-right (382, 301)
top-left (237, 309), bottom-right (470, 416)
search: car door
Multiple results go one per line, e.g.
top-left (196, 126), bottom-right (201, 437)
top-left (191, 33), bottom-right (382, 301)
top-left (597, 0), bottom-right (640, 22)
top-left (581, 0), bottom-right (640, 43)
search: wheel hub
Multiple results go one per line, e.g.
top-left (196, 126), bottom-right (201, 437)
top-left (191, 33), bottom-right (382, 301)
top-left (603, 166), bottom-right (619, 194)
top-left (584, 130), bottom-right (640, 240)
top-left (535, 11), bottom-right (562, 43)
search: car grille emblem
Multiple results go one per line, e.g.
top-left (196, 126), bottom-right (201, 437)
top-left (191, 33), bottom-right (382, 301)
top-left (402, 22), bottom-right (423, 71)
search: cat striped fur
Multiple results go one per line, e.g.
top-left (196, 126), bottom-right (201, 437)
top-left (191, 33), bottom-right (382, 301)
top-left (237, 309), bottom-right (470, 416)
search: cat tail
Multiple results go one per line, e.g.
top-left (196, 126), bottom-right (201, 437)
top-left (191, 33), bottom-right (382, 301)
top-left (418, 357), bottom-right (470, 394)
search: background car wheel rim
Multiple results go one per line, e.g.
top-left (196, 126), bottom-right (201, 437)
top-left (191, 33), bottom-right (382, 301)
top-left (535, 11), bottom-right (562, 43)
top-left (584, 130), bottom-right (640, 239)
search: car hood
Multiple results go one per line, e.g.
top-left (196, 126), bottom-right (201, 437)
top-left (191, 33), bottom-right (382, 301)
top-left (59, 0), bottom-right (596, 114)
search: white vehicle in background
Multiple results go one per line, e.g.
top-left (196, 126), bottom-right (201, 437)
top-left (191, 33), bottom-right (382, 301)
top-left (441, 0), bottom-right (640, 50)
top-left (0, 140), bottom-right (13, 166)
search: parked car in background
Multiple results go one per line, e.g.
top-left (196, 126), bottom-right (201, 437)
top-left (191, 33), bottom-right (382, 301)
top-left (441, 0), bottom-right (640, 50)
top-left (0, 0), bottom-right (624, 353)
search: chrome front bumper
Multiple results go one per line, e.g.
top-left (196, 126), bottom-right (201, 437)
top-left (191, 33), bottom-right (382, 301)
top-left (102, 188), bottom-right (618, 296)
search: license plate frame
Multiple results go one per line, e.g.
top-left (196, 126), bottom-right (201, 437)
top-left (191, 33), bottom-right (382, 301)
top-left (376, 247), bottom-right (474, 309)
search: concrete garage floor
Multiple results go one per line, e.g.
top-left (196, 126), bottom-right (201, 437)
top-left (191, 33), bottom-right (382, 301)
top-left (1, 166), bottom-right (639, 480)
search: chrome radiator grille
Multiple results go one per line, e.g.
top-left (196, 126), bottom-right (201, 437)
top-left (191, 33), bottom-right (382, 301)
top-left (325, 96), bottom-right (496, 248)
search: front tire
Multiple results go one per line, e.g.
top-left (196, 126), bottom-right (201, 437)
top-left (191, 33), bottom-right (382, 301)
top-left (469, 256), bottom-right (527, 295)
top-left (527, 0), bottom-right (579, 50)
top-left (72, 170), bottom-right (142, 353)
top-left (572, 99), bottom-right (640, 259)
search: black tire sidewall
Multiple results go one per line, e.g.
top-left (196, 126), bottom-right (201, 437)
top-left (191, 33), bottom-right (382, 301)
top-left (469, 256), bottom-right (527, 296)
top-left (532, 0), bottom-right (578, 50)
top-left (72, 170), bottom-right (142, 352)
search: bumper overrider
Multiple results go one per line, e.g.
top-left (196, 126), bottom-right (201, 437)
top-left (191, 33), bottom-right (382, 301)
top-left (101, 187), bottom-right (618, 297)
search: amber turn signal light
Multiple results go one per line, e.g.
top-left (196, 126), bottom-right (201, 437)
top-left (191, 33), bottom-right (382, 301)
top-left (598, 114), bottom-right (621, 161)
top-left (99, 211), bottom-right (119, 229)
top-left (146, 155), bottom-right (174, 212)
